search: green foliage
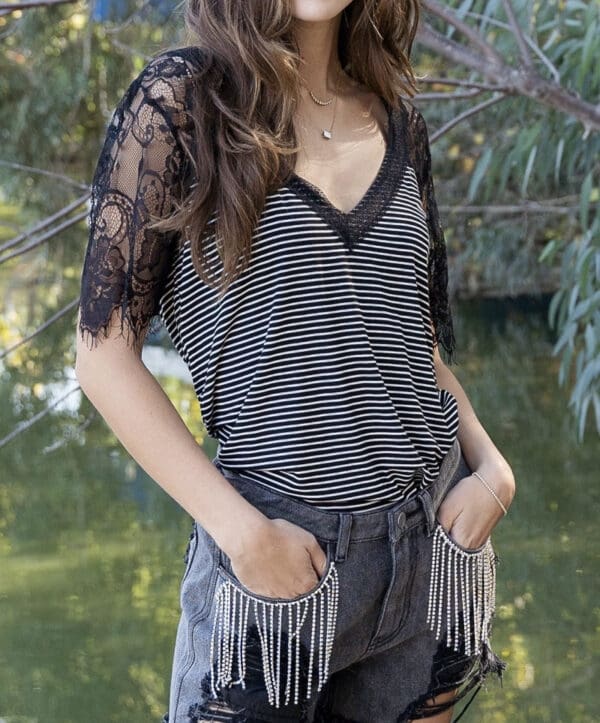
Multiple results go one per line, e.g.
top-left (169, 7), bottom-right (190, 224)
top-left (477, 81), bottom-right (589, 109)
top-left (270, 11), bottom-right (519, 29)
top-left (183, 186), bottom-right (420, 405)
top-left (0, 2), bottom-right (183, 206)
top-left (418, 0), bottom-right (600, 438)
top-left (0, 0), bottom-right (598, 442)
top-left (547, 208), bottom-right (600, 439)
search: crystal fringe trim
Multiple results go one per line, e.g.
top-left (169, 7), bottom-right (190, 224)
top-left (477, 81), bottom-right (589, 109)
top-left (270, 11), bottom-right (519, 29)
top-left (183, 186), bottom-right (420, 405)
top-left (426, 524), bottom-right (497, 657)
top-left (209, 562), bottom-right (340, 708)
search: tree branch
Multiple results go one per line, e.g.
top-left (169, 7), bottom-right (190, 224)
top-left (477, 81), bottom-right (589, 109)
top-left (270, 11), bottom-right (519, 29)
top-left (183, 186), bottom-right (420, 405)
top-left (462, 10), bottom-right (561, 81)
top-left (426, 92), bottom-right (509, 143)
top-left (0, 384), bottom-right (82, 451)
top-left (0, 297), bottom-right (80, 360)
top-left (501, 0), bottom-right (534, 68)
top-left (0, 193), bottom-right (89, 255)
top-left (417, 76), bottom-right (507, 92)
top-left (0, 208), bottom-right (88, 263)
top-left (421, 0), bottom-right (506, 67)
top-left (416, 22), bottom-right (600, 134)
top-left (438, 200), bottom-right (581, 216)
top-left (0, 160), bottom-right (89, 191)
top-left (0, 0), bottom-right (76, 16)
top-left (413, 88), bottom-right (487, 101)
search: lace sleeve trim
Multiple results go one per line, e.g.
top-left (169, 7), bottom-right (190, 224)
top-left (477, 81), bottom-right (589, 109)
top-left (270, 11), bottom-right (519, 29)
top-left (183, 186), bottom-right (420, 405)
top-left (405, 100), bottom-right (457, 361)
top-left (77, 51), bottom-right (196, 353)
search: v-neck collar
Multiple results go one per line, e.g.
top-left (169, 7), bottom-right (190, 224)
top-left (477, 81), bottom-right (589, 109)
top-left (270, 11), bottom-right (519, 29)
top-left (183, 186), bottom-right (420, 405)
top-left (285, 96), bottom-right (409, 253)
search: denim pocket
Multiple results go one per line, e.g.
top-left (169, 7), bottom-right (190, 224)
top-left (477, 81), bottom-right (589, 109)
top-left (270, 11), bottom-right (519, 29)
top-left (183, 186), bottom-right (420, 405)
top-left (434, 518), bottom-right (490, 555)
top-left (426, 520), bottom-right (497, 658)
top-left (208, 539), bottom-right (340, 708)
top-left (216, 539), bottom-right (334, 604)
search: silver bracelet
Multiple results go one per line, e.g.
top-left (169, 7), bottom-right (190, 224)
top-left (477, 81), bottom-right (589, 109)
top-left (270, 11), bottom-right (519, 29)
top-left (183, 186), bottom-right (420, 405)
top-left (472, 470), bottom-right (508, 515)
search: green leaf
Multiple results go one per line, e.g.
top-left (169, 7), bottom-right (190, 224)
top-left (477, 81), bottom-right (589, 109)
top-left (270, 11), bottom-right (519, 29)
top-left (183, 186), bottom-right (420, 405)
top-left (468, 147), bottom-right (493, 202)
top-left (554, 138), bottom-right (565, 185)
top-left (548, 288), bottom-right (565, 330)
top-left (521, 145), bottom-right (538, 197)
top-left (580, 172), bottom-right (593, 229)
top-left (539, 239), bottom-right (557, 263)
top-left (577, 19), bottom-right (598, 87)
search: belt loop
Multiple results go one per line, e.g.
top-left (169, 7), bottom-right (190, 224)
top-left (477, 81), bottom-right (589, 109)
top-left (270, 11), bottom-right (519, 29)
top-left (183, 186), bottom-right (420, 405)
top-left (419, 489), bottom-right (436, 536)
top-left (335, 513), bottom-right (353, 562)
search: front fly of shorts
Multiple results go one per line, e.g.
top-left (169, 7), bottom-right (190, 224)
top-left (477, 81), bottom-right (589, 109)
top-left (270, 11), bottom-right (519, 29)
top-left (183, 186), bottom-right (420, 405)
top-left (163, 438), bottom-right (506, 723)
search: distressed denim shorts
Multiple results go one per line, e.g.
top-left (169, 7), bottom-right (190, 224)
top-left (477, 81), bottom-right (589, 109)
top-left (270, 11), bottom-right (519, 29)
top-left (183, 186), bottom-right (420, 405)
top-left (163, 438), bottom-right (506, 722)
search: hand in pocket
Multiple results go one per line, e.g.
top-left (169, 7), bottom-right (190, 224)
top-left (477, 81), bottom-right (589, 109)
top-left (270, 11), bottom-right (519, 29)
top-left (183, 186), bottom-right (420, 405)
top-left (437, 473), bottom-right (512, 550)
top-left (225, 517), bottom-right (329, 600)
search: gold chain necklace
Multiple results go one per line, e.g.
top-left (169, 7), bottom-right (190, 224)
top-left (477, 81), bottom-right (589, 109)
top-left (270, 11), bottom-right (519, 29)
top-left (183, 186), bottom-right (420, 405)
top-left (308, 88), bottom-right (334, 106)
top-left (306, 69), bottom-right (341, 140)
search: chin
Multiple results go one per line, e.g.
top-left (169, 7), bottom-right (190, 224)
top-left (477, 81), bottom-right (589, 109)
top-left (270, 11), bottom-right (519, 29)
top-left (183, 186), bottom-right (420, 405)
top-left (290, 0), bottom-right (354, 23)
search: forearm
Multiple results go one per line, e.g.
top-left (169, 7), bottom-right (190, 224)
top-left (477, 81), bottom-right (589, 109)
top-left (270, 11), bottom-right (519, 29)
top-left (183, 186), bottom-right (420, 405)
top-left (74, 347), bottom-right (266, 558)
top-left (435, 357), bottom-right (515, 502)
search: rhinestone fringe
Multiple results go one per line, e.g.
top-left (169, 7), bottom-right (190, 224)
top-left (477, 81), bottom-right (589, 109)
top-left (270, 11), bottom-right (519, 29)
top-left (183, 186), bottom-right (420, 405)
top-left (426, 524), bottom-right (497, 657)
top-left (209, 562), bottom-right (339, 708)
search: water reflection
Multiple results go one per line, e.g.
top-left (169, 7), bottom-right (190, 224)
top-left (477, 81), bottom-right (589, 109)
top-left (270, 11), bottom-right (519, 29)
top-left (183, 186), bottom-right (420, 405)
top-left (0, 297), bottom-right (597, 722)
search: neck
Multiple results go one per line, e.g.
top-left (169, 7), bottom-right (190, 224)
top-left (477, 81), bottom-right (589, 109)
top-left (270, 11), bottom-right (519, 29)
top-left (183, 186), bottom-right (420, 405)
top-left (292, 15), bottom-right (344, 97)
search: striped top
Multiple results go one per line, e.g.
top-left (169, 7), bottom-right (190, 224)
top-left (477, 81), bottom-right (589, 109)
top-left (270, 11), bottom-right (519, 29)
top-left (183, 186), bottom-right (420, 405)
top-left (78, 48), bottom-right (460, 512)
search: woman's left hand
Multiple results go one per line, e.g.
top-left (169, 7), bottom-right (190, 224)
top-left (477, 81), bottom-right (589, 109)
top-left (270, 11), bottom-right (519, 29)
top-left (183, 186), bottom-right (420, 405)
top-left (437, 467), bottom-right (515, 550)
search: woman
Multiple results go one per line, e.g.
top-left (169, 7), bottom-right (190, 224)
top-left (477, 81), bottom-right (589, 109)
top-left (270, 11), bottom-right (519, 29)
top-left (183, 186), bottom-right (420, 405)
top-left (75, 1), bottom-right (515, 721)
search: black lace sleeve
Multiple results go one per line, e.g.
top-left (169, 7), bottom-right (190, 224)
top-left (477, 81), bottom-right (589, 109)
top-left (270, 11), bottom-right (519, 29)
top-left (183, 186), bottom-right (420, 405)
top-left (77, 51), bottom-right (194, 353)
top-left (405, 101), bottom-right (457, 363)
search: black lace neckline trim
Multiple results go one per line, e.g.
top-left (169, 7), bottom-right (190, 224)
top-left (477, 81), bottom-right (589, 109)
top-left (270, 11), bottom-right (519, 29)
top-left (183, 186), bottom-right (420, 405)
top-left (285, 96), bottom-right (409, 252)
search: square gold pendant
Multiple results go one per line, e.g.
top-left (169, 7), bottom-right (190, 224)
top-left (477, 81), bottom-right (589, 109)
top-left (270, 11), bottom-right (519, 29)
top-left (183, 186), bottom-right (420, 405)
top-left (322, 129), bottom-right (332, 139)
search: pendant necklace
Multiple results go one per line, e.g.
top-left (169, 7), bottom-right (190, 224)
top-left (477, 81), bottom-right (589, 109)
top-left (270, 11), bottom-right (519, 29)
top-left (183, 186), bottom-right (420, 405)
top-left (306, 69), bottom-right (341, 140)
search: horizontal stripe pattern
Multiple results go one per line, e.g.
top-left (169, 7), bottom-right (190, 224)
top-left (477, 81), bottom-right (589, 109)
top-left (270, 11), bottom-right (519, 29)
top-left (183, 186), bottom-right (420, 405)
top-left (159, 163), bottom-right (459, 511)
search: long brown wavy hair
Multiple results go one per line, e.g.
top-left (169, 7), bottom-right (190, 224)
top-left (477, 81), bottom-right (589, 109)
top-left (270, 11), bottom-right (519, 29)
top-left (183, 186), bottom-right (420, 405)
top-left (152, 0), bottom-right (421, 295)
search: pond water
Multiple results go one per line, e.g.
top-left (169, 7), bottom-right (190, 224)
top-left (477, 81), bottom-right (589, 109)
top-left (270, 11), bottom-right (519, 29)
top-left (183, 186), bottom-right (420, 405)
top-left (0, 296), bottom-right (598, 722)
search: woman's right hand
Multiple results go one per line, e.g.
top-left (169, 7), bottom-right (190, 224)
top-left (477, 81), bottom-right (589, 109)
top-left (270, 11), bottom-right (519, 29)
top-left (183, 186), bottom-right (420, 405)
top-left (224, 517), bottom-right (328, 600)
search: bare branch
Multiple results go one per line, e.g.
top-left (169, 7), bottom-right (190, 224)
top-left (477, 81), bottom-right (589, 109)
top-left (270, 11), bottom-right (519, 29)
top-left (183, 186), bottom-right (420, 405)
top-left (421, 0), bottom-right (505, 67)
top-left (0, 297), bottom-right (80, 360)
top-left (417, 22), bottom-right (512, 89)
top-left (413, 88), bottom-right (487, 101)
top-left (438, 201), bottom-right (580, 215)
top-left (0, 0), bottom-right (76, 16)
top-left (462, 10), bottom-right (561, 81)
top-left (417, 76), bottom-right (506, 92)
top-left (501, 0), bottom-right (534, 68)
top-left (0, 193), bottom-right (89, 255)
top-left (425, 93), bottom-right (509, 143)
top-left (417, 22), bottom-right (600, 133)
top-left (108, 37), bottom-right (153, 62)
top-left (0, 384), bottom-right (81, 451)
top-left (0, 160), bottom-right (89, 191)
top-left (42, 411), bottom-right (97, 455)
top-left (0, 209), bottom-right (88, 264)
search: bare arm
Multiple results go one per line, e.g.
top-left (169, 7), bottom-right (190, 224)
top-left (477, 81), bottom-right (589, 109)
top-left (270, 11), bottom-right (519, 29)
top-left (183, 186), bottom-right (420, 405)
top-left (74, 308), bottom-right (266, 558)
top-left (432, 331), bottom-right (516, 547)
top-left (74, 311), bottom-right (327, 595)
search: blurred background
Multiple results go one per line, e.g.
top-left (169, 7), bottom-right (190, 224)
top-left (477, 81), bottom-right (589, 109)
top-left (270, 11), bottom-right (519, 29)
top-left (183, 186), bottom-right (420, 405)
top-left (0, 1), bottom-right (598, 721)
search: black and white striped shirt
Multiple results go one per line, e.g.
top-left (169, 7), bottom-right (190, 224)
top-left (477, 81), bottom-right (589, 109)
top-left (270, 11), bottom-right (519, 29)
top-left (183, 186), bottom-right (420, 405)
top-left (78, 48), bottom-right (460, 512)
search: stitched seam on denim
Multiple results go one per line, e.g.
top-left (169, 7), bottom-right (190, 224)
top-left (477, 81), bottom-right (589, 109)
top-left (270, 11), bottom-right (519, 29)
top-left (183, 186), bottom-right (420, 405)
top-left (180, 525), bottom-right (198, 588)
top-left (367, 540), bottom-right (420, 651)
top-left (193, 535), bottom-right (219, 617)
top-left (363, 537), bottom-right (400, 655)
top-left (173, 562), bottom-right (219, 719)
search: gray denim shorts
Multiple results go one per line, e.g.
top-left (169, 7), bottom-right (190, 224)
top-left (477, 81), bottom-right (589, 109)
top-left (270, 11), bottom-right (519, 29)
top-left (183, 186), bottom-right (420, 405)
top-left (163, 437), bottom-right (506, 722)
